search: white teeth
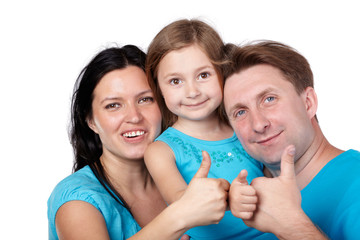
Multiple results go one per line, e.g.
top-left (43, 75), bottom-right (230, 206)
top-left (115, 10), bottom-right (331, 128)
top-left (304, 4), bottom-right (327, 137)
top-left (123, 131), bottom-right (145, 138)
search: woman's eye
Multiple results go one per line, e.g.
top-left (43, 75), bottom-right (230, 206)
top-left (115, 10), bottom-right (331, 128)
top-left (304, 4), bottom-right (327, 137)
top-left (139, 97), bottom-right (154, 104)
top-left (105, 103), bottom-right (120, 109)
top-left (170, 79), bottom-right (182, 85)
top-left (198, 72), bottom-right (210, 80)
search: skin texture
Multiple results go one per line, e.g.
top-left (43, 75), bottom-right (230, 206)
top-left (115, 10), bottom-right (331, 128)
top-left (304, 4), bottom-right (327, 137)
top-left (145, 43), bottom-right (234, 209)
top-left (88, 66), bottom-right (162, 162)
top-left (224, 64), bottom-right (317, 176)
top-left (55, 66), bottom-right (230, 240)
top-left (157, 44), bottom-right (223, 124)
top-left (224, 64), bottom-right (337, 239)
top-left (229, 169), bottom-right (257, 219)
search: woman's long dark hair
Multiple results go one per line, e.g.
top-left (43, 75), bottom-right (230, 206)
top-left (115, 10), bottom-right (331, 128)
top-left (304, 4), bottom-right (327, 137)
top-left (70, 45), bottom-right (146, 212)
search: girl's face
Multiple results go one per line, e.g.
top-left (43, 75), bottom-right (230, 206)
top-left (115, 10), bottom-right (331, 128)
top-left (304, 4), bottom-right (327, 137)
top-left (88, 66), bottom-right (162, 161)
top-left (157, 44), bottom-right (223, 123)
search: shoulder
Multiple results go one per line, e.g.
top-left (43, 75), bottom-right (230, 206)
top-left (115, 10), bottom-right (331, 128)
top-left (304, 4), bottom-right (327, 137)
top-left (328, 149), bottom-right (360, 170)
top-left (145, 140), bottom-right (175, 163)
top-left (332, 150), bottom-right (360, 238)
top-left (47, 166), bottom-right (108, 224)
top-left (48, 166), bottom-right (139, 238)
top-left (344, 149), bottom-right (360, 159)
top-left (54, 200), bottom-right (110, 239)
top-left (48, 166), bottom-right (100, 203)
top-left (155, 127), bottom-right (185, 143)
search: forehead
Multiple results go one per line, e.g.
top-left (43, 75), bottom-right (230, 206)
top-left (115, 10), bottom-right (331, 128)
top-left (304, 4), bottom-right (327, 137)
top-left (224, 64), bottom-right (294, 108)
top-left (158, 44), bottom-right (211, 74)
top-left (94, 66), bottom-right (149, 98)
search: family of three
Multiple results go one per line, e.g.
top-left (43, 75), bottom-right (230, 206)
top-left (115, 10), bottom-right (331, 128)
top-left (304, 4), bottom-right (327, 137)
top-left (47, 19), bottom-right (360, 239)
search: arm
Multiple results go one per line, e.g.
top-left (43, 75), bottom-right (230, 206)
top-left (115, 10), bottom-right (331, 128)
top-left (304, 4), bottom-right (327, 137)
top-left (129, 151), bottom-right (230, 239)
top-left (236, 146), bottom-right (328, 239)
top-left (55, 201), bottom-right (110, 240)
top-left (144, 141), bottom-right (187, 204)
top-left (56, 152), bottom-right (229, 240)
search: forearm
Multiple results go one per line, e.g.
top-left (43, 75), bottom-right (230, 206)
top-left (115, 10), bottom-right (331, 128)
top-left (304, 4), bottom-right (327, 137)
top-left (274, 211), bottom-right (328, 240)
top-left (128, 200), bottom-right (188, 240)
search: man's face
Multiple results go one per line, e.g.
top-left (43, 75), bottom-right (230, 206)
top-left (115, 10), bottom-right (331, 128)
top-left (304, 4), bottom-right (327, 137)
top-left (224, 64), bottom-right (316, 172)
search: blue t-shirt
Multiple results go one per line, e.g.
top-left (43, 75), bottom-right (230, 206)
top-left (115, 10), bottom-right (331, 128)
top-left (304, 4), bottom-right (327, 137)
top-left (156, 127), bottom-right (275, 240)
top-left (301, 149), bottom-right (360, 239)
top-left (47, 165), bottom-right (140, 239)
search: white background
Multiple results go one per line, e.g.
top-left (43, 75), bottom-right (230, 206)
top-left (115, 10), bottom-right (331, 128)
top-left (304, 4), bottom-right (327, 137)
top-left (1, 0), bottom-right (359, 238)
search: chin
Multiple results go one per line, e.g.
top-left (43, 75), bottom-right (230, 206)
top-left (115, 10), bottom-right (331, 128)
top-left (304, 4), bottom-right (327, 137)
top-left (127, 154), bottom-right (145, 161)
top-left (263, 157), bottom-right (281, 169)
top-left (126, 148), bottom-right (147, 160)
top-left (253, 151), bottom-right (282, 167)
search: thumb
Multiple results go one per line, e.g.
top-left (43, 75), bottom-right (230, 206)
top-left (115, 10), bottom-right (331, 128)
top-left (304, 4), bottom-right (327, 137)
top-left (280, 145), bottom-right (296, 178)
top-left (179, 235), bottom-right (190, 240)
top-left (234, 169), bottom-right (249, 185)
top-left (193, 151), bottom-right (211, 178)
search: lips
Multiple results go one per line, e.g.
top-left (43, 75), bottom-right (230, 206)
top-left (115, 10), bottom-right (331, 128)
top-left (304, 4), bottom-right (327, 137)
top-left (183, 99), bottom-right (208, 107)
top-left (256, 131), bottom-right (283, 145)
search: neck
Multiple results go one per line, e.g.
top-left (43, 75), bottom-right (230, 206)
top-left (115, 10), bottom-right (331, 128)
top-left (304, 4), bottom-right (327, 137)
top-left (173, 114), bottom-right (233, 140)
top-left (100, 151), bottom-right (153, 194)
top-left (292, 121), bottom-right (343, 189)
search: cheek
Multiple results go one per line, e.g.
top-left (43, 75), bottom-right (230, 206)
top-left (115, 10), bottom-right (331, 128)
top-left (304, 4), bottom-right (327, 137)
top-left (97, 114), bottom-right (122, 134)
top-left (209, 81), bottom-right (223, 96)
top-left (147, 107), bottom-right (162, 133)
top-left (232, 120), bottom-right (249, 142)
top-left (160, 87), bottom-right (178, 104)
top-left (213, 90), bottom-right (223, 104)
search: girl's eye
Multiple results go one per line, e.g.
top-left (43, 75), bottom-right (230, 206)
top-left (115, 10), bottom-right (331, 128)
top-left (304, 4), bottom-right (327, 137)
top-left (170, 79), bottom-right (182, 85)
top-left (198, 72), bottom-right (210, 80)
top-left (139, 97), bottom-right (154, 104)
top-left (105, 103), bottom-right (120, 109)
top-left (265, 96), bottom-right (275, 103)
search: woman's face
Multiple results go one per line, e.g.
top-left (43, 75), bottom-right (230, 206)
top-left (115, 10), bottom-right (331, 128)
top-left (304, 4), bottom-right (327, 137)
top-left (88, 66), bottom-right (162, 161)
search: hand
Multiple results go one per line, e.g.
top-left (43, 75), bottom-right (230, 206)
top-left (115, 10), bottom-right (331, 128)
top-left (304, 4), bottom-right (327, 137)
top-left (229, 169), bottom-right (257, 219)
top-left (176, 151), bottom-right (230, 228)
top-left (243, 145), bottom-right (302, 235)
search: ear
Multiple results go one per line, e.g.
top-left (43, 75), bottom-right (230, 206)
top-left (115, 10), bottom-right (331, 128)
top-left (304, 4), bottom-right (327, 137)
top-left (87, 117), bottom-right (99, 134)
top-left (302, 87), bottom-right (318, 119)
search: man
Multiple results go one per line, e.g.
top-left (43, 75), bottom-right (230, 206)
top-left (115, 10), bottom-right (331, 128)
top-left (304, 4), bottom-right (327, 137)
top-left (223, 40), bottom-right (360, 239)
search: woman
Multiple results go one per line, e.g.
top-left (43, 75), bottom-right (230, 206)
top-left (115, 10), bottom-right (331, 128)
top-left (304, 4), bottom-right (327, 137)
top-left (47, 45), bottom-right (229, 239)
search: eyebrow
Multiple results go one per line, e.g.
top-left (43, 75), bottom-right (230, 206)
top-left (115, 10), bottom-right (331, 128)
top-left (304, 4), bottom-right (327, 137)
top-left (161, 64), bottom-right (215, 80)
top-left (228, 103), bottom-right (245, 117)
top-left (256, 87), bottom-right (277, 100)
top-left (227, 87), bottom-right (276, 114)
top-left (100, 89), bottom-right (153, 104)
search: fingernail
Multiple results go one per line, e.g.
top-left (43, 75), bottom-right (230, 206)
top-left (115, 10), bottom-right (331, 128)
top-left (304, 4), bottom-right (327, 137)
top-left (288, 146), bottom-right (295, 156)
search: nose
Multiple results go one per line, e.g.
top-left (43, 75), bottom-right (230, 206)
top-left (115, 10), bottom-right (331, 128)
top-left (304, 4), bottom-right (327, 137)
top-left (125, 105), bottom-right (143, 123)
top-left (251, 110), bottom-right (270, 134)
top-left (186, 81), bottom-right (200, 98)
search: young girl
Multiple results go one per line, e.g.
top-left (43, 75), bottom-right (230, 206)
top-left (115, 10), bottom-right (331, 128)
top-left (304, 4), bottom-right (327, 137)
top-left (145, 19), bottom-right (269, 239)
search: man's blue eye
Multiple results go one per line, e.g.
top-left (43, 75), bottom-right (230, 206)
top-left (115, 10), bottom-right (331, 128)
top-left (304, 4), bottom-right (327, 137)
top-left (265, 96), bottom-right (275, 103)
top-left (236, 110), bottom-right (245, 117)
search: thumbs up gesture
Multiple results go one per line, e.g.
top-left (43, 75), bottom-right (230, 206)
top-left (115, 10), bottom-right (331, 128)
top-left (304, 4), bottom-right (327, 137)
top-left (241, 145), bottom-right (303, 234)
top-left (177, 151), bottom-right (230, 228)
top-left (229, 169), bottom-right (258, 219)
